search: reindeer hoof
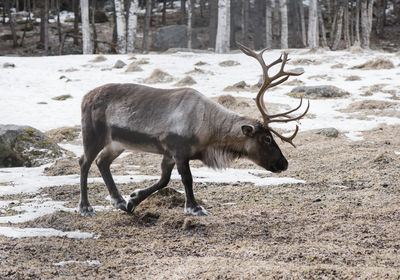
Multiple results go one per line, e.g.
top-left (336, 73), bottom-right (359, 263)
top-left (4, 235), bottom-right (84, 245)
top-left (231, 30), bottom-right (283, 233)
top-left (184, 205), bottom-right (211, 216)
top-left (79, 205), bottom-right (96, 217)
top-left (127, 189), bottom-right (143, 213)
top-left (111, 197), bottom-right (128, 212)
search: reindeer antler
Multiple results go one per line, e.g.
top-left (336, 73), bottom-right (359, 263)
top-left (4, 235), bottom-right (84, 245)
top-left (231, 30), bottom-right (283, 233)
top-left (237, 42), bottom-right (309, 147)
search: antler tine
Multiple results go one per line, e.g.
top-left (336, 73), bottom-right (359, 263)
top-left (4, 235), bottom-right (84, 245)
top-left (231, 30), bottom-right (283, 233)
top-left (267, 97), bottom-right (303, 119)
top-left (267, 99), bottom-right (310, 123)
top-left (268, 125), bottom-right (299, 148)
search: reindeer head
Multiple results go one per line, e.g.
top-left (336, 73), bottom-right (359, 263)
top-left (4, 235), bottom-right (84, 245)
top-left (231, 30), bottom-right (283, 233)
top-left (238, 43), bottom-right (309, 172)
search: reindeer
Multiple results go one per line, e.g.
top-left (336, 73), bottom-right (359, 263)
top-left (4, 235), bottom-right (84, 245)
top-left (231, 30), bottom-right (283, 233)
top-left (78, 44), bottom-right (309, 217)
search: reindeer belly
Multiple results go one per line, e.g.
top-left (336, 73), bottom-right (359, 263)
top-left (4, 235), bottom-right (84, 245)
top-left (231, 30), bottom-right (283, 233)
top-left (110, 126), bottom-right (165, 154)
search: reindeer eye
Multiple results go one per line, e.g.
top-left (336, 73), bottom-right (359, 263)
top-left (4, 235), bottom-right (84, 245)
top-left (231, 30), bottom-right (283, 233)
top-left (263, 135), bottom-right (272, 144)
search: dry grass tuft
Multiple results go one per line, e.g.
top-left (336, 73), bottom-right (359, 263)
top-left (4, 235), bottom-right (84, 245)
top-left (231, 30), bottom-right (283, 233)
top-left (345, 75), bottom-right (361, 81)
top-left (174, 76), bottom-right (196, 86)
top-left (125, 62), bottom-right (143, 72)
top-left (291, 58), bottom-right (322, 65)
top-left (331, 63), bottom-right (346, 69)
top-left (351, 59), bottom-right (394, 70)
top-left (45, 126), bottom-right (81, 143)
top-left (219, 60), bottom-right (240, 67)
top-left (283, 79), bottom-right (305, 86)
top-left (89, 55), bottom-right (107, 63)
top-left (343, 100), bottom-right (398, 112)
top-left (217, 95), bottom-right (238, 109)
top-left (143, 69), bottom-right (173, 84)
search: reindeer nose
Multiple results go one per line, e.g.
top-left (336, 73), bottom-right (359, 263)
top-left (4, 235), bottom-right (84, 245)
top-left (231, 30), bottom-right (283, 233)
top-left (279, 157), bottom-right (288, 171)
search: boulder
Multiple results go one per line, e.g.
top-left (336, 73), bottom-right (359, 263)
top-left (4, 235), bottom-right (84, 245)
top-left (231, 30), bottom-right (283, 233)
top-left (151, 25), bottom-right (200, 51)
top-left (314, 128), bottom-right (339, 138)
top-left (113, 59), bottom-right (126, 69)
top-left (0, 125), bottom-right (63, 167)
top-left (290, 85), bottom-right (349, 98)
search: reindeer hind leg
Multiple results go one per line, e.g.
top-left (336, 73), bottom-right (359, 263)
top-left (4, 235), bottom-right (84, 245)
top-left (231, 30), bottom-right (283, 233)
top-left (96, 143), bottom-right (127, 212)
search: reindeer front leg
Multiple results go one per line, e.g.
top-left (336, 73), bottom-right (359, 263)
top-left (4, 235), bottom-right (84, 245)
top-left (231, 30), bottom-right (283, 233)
top-left (175, 158), bottom-right (211, 216)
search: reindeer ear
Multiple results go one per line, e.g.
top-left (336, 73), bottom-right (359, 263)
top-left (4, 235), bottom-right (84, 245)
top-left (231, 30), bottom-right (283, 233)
top-left (241, 125), bottom-right (255, 137)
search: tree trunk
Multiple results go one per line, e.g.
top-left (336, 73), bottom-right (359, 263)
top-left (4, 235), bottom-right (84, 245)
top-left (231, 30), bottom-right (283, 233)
top-left (9, 6), bottom-right (18, 48)
top-left (187, 0), bottom-right (193, 49)
top-left (318, 1), bottom-right (327, 48)
top-left (142, 0), bottom-right (152, 52)
top-left (355, 0), bottom-right (361, 44)
top-left (279, 0), bottom-right (288, 49)
top-left (127, 0), bottom-right (138, 53)
top-left (44, 0), bottom-right (49, 54)
top-left (91, 0), bottom-right (98, 53)
top-left (367, 0), bottom-right (374, 34)
top-left (265, 0), bottom-right (272, 48)
top-left (208, 0), bottom-right (218, 49)
top-left (299, 0), bottom-right (306, 47)
top-left (343, 1), bottom-right (350, 48)
top-left (230, 0), bottom-right (237, 48)
top-left (81, 0), bottom-right (92, 54)
top-left (307, 0), bottom-right (318, 49)
top-left (215, 0), bottom-right (230, 53)
top-left (242, 0), bottom-right (249, 46)
top-left (200, 0), bottom-right (206, 17)
top-left (331, 5), bottom-right (344, 50)
top-left (253, 0), bottom-right (264, 50)
top-left (114, 0), bottom-right (126, 53)
top-left (180, 0), bottom-right (186, 24)
top-left (73, 0), bottom-right (79, 45)
top-left (361, 0), bottom-right (369, 48)
top-left (162, 0), bottom-right (167, 25)
top-left (56, 0), bottom-right (63, 51)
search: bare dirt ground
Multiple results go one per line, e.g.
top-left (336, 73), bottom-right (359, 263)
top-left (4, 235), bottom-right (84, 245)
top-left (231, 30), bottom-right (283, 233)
top-left (1, 96), bottom-right (400, 279)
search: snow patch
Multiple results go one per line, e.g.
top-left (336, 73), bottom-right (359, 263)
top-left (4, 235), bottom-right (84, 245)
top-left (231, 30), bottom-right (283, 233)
top-left (53, 260), bottom-right (101, 266)
top-left (0, 226), bottom-right (99, 239)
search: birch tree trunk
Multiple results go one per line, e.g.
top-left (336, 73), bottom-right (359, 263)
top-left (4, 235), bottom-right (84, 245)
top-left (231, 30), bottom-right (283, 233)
top-left (279, 0), bottom-right (288, 49)
top-left (142, 0), bottom-right (152, 52)
top-left (215, 0), bottom-right (230, 53)
top-left (81, 0), bottom-right (92, 54)
top-left (367, 0), bottom-right (374, 34)
top-left (308, 0), bottom-right (318, 49)
top-left (114, 0), bottom-right (127, 53)
top-left (299, 0), bottom-right (306, 47)
top-left (361, 0), bottom-right (369, 48)
top-left (127, 0), bottom-right (138, 53)
top-left (180, 0), bottom-right (186, 24)
top-left (331, 6), bottom-right (344, 50)
top-left (265, 0), bottom-right (272, 48)
top-left (242, 0), bottom-right (249, 46)
top-left (187, 0), bottom-right (193, 49)
top-left (355, 0), bottom-right (361, 44)
top-left (343, 1), bottom-right (351, 48)
top-left (318, 1), bottom-right (327, 47)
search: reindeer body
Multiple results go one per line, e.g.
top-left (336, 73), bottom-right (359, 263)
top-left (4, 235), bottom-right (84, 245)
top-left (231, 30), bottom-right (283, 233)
top-left (79, 45), bottom-right (308, 217)
top-left (82, 83), bottom-right (252, 169)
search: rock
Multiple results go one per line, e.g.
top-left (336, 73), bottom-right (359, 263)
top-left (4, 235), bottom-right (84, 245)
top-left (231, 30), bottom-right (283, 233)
top-left (113, 60), bottom-right (126, 69)
top-left (0, 125), bottom-right (63, 167)
top-left (219, 60), bottom-right (240, 67)
top-left (290, 85), bottom-right (349, 98)
top-left (233, 81), bottom-right (248, 89)
top-left (3, 62), bottom-right (15, 68)
top-left (125, 62), bottom-right (143, 72)
top-left (174, 76), bottom-right (196, 86)
top-left (45, 126), bottom-right (81, 142)
top-left (151, 25), bottom-right (200, 51)
top-left (314, 128), bottom-right (339, 138)
top-left (143, 69), bottom-right (173, 84)
top-left (52, 94), bottom-right (72, 101)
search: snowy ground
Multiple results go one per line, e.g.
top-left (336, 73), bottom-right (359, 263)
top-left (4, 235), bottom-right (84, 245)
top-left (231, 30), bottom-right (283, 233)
top-left (0, 49), bottom-right (400, 278)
